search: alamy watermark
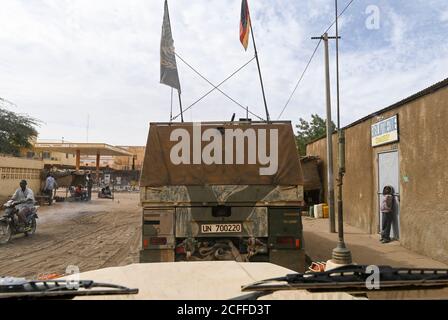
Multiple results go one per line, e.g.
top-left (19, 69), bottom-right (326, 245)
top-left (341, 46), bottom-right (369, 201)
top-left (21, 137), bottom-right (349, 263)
top-left (65, 265), bottom-right (80, 290)
top-left (169, 123), bottom-right (279, 176)
top-left (365, 265), bottom-right (381, 290)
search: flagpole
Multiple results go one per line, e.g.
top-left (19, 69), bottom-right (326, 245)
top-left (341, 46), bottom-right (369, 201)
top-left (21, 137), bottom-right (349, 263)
top-left (178, 90), bottom-right (184, 123)
top-left (170, 88), bottom-right (174, 122)
top-left (249, 22), bottom-right (270, 123)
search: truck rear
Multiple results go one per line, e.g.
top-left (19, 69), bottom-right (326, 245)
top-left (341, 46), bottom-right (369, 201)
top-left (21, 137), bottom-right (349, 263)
top-left (139, 121), bottom-right (306, 272)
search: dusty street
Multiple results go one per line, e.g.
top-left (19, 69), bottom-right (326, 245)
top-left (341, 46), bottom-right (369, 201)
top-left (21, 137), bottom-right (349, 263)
top-left (0, 193), bottom-right (142, 279)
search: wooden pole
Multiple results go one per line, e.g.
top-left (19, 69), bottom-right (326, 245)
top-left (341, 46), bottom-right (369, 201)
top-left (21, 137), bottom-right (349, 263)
top-left (96, 153), bottom-right (100, 184)
top-left (76, 150), bottom-right (81, 171)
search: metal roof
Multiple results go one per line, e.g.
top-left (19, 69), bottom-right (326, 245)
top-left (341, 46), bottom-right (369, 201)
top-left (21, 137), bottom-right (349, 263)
top-left (33, 142), bottom-right (133, 157)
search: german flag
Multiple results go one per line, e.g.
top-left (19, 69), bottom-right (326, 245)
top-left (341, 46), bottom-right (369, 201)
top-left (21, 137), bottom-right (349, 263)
top-left (240, 0), bottom-right (251, 51)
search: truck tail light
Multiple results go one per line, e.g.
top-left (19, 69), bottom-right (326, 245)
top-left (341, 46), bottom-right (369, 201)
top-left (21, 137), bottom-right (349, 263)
top-left (175, 246), bottom-right (186, 255)
top-left (143, 239), bottom-right (149, 248)
top-left (276, 237), bottom-right (301, 248)
top-left (276, 237), bottom-right (294, 245)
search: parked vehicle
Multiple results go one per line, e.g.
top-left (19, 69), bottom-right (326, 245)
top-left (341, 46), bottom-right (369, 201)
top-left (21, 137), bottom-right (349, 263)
top-left (0, 200), bottom-right (39, 244)
top-left (139, 121), bottom-right (306, 272)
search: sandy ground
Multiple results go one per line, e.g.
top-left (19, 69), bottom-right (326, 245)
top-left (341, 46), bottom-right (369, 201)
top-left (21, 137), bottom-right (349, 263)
top-left (0, 193), bottom-right (142, 279)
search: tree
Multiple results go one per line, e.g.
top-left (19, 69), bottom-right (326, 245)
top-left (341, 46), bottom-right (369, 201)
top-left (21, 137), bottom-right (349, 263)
top-left (296, 114), bottom-right (336, 156)
top-left (0, 107), bottom-right (40, 156)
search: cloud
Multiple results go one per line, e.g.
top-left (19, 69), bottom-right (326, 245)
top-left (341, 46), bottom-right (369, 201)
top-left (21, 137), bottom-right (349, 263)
top-left (0, 0), bottom-right (447, 145)
top-left (441, 10), bottom-right (448, 23)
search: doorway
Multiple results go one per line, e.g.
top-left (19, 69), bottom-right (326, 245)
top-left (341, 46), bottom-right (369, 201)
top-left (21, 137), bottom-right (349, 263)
top-left (378, 151), bottom-right (400, 240)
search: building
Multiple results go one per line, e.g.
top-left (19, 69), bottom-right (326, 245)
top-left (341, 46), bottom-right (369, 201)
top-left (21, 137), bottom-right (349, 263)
top-left (78, 146), bottom-right (145, 170)
top-left (80, 155), bottom-right (115, 169)
top-left (306, 78), bottom-right (448, 265)
top-left (26, 141), bottom-right (145, 171)
top-left (0, 155), bottom-right (44, 204)
top-left (22, 139), bottom-right (77, 168)
top-left (114, 146), bottom-right (146, 171)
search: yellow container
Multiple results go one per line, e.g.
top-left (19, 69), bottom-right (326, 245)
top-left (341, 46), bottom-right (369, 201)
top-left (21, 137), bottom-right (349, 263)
top-left (323, 205), bottom-right (329, 219)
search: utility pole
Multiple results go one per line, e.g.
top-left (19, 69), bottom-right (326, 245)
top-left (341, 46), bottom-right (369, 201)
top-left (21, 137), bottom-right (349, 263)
top-left (312, 33), bottom-right (339, 234)
top-left (332, 0), bottom-right (352, 265)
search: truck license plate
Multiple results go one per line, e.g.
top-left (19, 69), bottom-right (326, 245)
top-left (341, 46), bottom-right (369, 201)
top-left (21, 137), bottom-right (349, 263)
top-left (201, 224), bottom-right (242, 234)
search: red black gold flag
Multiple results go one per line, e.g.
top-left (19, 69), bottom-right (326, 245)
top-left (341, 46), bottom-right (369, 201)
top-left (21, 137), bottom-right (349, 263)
top-left (240, 0), bottom-right (251, 51)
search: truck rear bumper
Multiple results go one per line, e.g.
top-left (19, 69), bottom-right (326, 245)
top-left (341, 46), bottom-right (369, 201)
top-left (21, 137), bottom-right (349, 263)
top-left (140, 247), bottom-right (306, 273)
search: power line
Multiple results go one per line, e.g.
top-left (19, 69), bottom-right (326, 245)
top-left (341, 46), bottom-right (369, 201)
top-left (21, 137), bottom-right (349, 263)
top-left (172, 54), bottom-right (265, 121)
top-left (277, 40), bottom-right (322, 119)
top-left (277, 0), bottom-right (357, 119)
top-left (325, 0), bottom-right (356, 34)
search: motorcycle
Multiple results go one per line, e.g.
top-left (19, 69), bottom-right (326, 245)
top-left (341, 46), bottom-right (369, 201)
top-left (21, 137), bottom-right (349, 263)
top-left (0, 200), bottom-right (39, 244)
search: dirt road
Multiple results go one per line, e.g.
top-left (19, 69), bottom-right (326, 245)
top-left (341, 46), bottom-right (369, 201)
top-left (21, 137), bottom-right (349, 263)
top-left (0, 193), bottom-right (142, 279)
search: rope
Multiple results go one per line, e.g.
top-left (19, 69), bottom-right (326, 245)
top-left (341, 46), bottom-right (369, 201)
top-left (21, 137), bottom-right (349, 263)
top-left (172, 54), bottom-right (265, 121)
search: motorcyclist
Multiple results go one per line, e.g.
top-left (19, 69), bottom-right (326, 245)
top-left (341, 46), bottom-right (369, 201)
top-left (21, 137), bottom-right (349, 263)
top-left (11, 180), bottom-right (36, 231)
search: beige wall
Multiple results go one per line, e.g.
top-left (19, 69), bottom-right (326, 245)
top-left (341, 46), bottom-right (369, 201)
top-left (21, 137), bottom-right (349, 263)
top-left (307, 85), bottom-right (448, 264)
top-left (42, 151), bottom-right (77, 167)
top-left (21, 147), bottom-right (77, 167)
top-left (0, 156), bottom-right (44, 204)
top-left (114, 146), bottom-right (146, 171)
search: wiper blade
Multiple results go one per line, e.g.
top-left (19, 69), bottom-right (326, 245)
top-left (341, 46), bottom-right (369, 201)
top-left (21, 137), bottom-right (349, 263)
top-left (229, 291), bottom-right (274, 301)
top-left (0, 277), bottom-right (139, 299)
top-left (241, 265), bottom-right (448, 294)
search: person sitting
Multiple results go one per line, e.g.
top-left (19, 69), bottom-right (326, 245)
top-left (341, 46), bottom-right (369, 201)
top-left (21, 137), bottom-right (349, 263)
top-left (11, 180), bottom-right (35, 231)
top-left (74, 185), bottom-right (87, 201)
top-left (104, 186), bottom-right (112, 197)
top-left (99, 186), bottom-right (113, 199)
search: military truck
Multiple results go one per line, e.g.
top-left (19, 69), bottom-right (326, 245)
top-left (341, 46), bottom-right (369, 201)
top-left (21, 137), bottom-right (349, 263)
top-left (139, 121), bottom-right (306, 272)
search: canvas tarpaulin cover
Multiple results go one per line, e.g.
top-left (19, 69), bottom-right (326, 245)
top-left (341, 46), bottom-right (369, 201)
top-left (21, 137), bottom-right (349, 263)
top-left (140, 122), bottom-right (303, 187)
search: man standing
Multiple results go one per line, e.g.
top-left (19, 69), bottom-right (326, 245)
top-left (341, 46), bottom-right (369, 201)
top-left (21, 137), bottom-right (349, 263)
top-left (44, 173), bottom-right (58, 206)
top-left (380, 186), bottom-right (395, 244)
top-left (86, 173), bottom-right (93, 201)
top-left (11, 180), bottom-right (36, 231)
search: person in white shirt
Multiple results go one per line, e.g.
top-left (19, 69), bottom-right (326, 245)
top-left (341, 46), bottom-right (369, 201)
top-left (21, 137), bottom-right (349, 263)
top-left (11, 180), bottom-right (36, 227)
top-left (44, 173), bottom-right (58, 205)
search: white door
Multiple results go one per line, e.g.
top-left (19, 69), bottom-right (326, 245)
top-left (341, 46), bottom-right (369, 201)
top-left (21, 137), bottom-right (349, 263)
top-left (378, 151), bottom-right (400, 240)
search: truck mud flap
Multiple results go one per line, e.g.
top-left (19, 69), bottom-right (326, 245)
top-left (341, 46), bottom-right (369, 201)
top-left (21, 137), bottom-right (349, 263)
top-left (270, 249), bottom-right (306, 273)
top-left (140, 249), bottom-right (175, 263)
top-left (141, 208), bottom-right (175, 263)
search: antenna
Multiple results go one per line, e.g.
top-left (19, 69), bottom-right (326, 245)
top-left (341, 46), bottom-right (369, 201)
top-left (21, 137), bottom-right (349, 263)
top-left (86, 114), bottom-right (90, 143)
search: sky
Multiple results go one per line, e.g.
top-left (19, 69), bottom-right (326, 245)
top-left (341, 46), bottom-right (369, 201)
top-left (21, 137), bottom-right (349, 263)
top-left (0, 0), bottom-right (447, 146)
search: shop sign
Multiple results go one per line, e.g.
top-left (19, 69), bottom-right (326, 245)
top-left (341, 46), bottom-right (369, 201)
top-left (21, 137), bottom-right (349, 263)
top-left (371, 115), bottom-right (399, 147)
